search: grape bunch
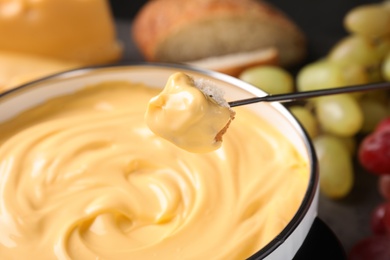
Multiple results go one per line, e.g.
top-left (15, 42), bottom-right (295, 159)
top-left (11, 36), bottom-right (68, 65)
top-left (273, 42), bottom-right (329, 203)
top-left (238, 1), bottom-right (390, 200)
top-left (348, 117), bottom-right (390, 259)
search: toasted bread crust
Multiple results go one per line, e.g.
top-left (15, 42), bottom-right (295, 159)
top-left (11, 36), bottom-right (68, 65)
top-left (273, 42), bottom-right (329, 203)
top-left (215, 109), bottom-right (236, 142)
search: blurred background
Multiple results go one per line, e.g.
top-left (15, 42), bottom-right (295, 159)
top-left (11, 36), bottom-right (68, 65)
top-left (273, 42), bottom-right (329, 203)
top-left (108, 0), bottom-right (382, 63)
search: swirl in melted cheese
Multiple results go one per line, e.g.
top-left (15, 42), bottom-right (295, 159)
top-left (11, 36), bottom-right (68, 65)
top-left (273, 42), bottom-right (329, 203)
top-left (0, 81), bottom-right (308, 259)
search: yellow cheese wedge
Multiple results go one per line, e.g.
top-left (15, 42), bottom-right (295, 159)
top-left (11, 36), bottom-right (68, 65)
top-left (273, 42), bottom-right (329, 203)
top-left (0, 0), bottom-right (122, 65)
top-left (0, 51), bottom-right (81, 92)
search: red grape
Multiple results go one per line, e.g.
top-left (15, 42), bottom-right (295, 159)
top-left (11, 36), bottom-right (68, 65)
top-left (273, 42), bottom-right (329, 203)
top-left (379, 175), bottom-right (390, 201)
top-left (348, 234), bottom-right (390, 260)
top-left (370, 202), bottom-right (390, 234)
top-left (358, 128), bottom-right (390, 175)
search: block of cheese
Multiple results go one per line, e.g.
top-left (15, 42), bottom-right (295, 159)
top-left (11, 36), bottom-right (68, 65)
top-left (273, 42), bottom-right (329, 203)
top-left (0, 0), bottom-right (122, 65)
top-left (0, 51), bottom-right (81, 92)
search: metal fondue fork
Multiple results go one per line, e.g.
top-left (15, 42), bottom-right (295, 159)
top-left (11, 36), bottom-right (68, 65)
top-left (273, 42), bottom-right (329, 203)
top-left (228, 82), bottom-right (390, 107)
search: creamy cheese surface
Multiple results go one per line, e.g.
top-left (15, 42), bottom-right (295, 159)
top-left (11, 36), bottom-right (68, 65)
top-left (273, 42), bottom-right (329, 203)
top-left (0, 81), bottom-right (309, 259)
top-left (145, 72), bottom-right (233, 153)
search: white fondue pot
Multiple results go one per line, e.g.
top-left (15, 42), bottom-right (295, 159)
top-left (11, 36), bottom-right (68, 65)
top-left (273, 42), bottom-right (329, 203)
top-left (0, 63), bottom-right (321, 259)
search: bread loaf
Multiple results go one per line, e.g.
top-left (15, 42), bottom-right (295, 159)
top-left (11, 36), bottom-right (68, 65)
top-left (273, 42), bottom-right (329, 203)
top-left (132, 0), bottom-right (306, 75)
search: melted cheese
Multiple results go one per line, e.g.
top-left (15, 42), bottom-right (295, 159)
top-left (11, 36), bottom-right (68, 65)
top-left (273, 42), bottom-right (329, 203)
top-left (0, 81), bottom-right (309, 259)
top-left (145, 72), bottom-right (233, 153)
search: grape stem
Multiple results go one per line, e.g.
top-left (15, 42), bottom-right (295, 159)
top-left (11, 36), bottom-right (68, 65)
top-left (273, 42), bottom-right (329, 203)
top-left (228, 81), bottom-right (390, 107)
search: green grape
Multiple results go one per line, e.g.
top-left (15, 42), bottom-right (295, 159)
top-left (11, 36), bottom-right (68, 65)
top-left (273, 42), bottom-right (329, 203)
top-left (316, 94), bottom-right (363, 137)
top-left (328, 35), bottom-right (380, 68)
top-left (342, 64), bottom-right (370, 94)
top-left (289, 105), bottom-right (318, 138)
top-left (375, 36), bottom-right (390, 60)
top-left (368, 67), bottom-right (385, 83)
top-left (313, 135), bottom-right (354, 199)
top-left (359, 98), bottom-right (389, 133)
top-left (344, 4), bottom-right (390, 38)
top-left (333, 135), bottom-right (357, 156)
top-left (296, 59), bottom-right (369, 95)
top-left (238, 65), bottom-right (294, 94)
top-left (342, 64), bottom-right (370, 99)
top-left (382, 52), bottom-right (390, 81)
top-left (296, 60), bottom-right (345, 92)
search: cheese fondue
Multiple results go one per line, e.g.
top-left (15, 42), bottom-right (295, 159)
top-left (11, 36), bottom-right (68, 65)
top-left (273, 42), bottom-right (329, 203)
top-left (145, 72), bottom-right (234, 153)
top-left (0, 81), bottom-right (309, 259)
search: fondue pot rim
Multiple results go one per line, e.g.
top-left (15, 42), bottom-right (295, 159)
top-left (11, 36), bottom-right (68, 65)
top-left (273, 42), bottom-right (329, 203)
top-left (0, 62), bottom-right (319, 259)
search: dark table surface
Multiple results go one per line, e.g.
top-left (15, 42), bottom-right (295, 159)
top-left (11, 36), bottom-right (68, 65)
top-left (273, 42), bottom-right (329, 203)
top-left (109, 0), bottom-right (385, 256)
